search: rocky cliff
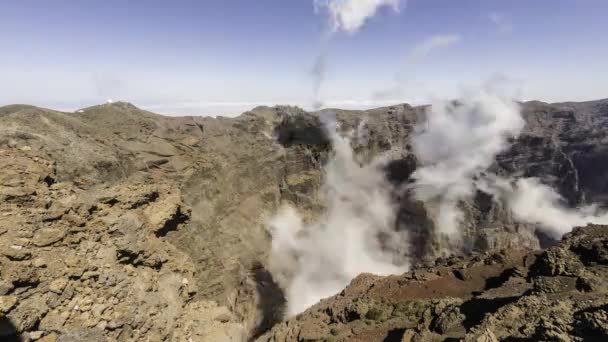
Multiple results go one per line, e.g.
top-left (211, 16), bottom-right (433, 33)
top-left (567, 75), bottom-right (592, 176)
top-left (0, 99), bottom-right (607, 341)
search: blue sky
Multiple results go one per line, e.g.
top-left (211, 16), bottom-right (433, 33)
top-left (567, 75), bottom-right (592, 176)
top-left (1, 0), bottom-right (607, 115)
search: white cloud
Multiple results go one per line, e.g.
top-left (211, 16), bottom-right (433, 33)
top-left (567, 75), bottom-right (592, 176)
top-left (314, 0), bottom-right (405, 34)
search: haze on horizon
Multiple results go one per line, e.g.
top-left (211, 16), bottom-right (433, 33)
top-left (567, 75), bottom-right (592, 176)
top-left (1, 0), bottom-right (607, 116)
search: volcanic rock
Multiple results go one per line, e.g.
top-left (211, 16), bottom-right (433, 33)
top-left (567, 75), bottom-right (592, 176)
top-left (0, 99), bottom-right (606, 341)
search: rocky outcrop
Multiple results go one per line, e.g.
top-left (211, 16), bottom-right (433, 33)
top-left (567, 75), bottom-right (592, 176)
top-left (258, 224), bottom-right (608, 341)
top-left (0, 99), bottom-right (607, 341)
top-left (0, 148), bottom-right (243, 341)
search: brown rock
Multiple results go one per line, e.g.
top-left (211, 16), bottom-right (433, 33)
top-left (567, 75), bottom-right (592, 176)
top-left (0, 296), bottom-right (18, 313)
top-left (2, 245), bottom-right (32, 261)
top-left (38, 332), bottom-right (58, 342)
top-left (33, 228), bottom-right (66, 247)
top-left (7, 298), bottom-right (48, 332)
top-left (28, 330), bottom-right (45, 340)
top-left (473, 329), bottom-right (499, 342)
top-left (49, 279), bottom-right (68, 294)
top-left (39, 310), bottom-right (68, 332)
top-left (298, 321), bottom-right (330, 341)
top-left (3, 101), bottom-right (608, 342)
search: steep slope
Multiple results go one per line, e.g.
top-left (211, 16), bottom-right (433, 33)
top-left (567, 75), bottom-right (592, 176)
top-left (0, 103), bottom-right (324, 341)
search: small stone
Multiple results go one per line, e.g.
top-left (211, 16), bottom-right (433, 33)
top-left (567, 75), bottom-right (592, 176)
top-left (60, 285), bottom-right (75, 302)
top-left (401, 329), bottom-right (417, 342)
top-left (33, 228), bottom-right (66, 247)
top-left (20, 146), bottom-right (32, 151)
top-left (6, 298), bottom-right (47, 331)
top-left (82, 271), bottom-right (100, 280)
top-left (42, 210), bottom-right (64, 222)
top-left (2, 246), bottom-right (32, 261)
top-left (28, 331), bottom-right (44, 340)
top-left (107, 320), bottom-right (124, 330)
top-left (0, 281), bottom-right (14, 295)
top-left (49, 278), bottom-right (68, 294)
top-left (68, 266), bottom-right (86, 279)
top-left (214, 313), bottom-right (232, 323)
top-left (38, 333), bottom-right (58, 342)
top-left (63, 254), bottom-right (80, 267)
top-left (91, 303), bottom-right (108, 317)
top-left (475, 329), bottom-right (499, 342)
top-left (33, 258), bottom-right (47, 268)
top-left (96, 320), bottom-right (108, 330)
top-left (46, 293), bottom-right (61, 309)
top-left (0, 295), bottom-right (18, 313)
top-left (299, 321), bottom-right (330, 341)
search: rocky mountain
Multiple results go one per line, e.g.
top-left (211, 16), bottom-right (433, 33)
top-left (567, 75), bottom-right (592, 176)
top-left (0, 99), bottom-right (607, 341)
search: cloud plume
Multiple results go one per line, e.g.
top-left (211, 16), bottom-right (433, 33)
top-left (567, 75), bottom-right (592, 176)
top-left (410, 82), bottom-right (608, 242)
top-left (411, 87), bottom-right (525, 238)
top-left (269, 83), bottom-right (608, 317)
top-left (268, 121), bottom-right (409, 316)
top-left (491, 177), bottom-right (608, 238)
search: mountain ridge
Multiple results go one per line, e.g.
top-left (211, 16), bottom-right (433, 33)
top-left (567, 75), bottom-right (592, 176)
top-left (1, 97), bottom-right (607, 120)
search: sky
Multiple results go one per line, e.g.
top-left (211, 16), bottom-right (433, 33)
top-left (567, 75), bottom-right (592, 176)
top-left (0, 0), bottom-right (607, 116)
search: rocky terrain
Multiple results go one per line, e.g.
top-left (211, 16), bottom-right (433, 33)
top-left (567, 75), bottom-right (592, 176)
top-left (259, 224), bottom-right (608, 341)
top-left (0, 99), bottom-right (607, 341)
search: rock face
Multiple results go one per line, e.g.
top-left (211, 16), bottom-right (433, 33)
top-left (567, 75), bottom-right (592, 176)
top-left (258, 224), bottom-right (608, 341)
top-left (0, 99), bottom-right (607, 341)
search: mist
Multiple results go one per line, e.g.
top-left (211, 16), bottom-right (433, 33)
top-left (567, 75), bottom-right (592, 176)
top-left (267, 83), bottom-right (608, 316)
top-left (411, 87), bottom-right (525, 239)
top-left (265, 1), bottom-right (608, 319)
top-left (268, 122), bottom-right (409, 316)
top-left (410, 85), bottom-right (608, 242)
top-left (493, 177), bottom-right (608, 238)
